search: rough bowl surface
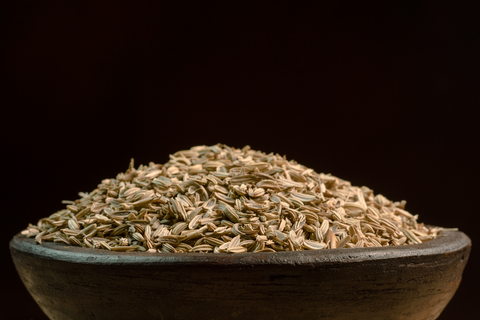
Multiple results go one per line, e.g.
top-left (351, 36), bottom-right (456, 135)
top-left (10, 230), bottom-right (470, 320)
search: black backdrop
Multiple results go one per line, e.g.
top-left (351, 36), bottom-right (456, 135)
top-left (3, 1), bottom-right (479, 319)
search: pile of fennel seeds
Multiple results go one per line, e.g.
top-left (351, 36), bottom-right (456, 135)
top-left (21, 144), bottom-right (444, 253)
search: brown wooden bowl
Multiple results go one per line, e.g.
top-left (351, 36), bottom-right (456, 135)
top-left (10, 230), bottom-right (470, 320)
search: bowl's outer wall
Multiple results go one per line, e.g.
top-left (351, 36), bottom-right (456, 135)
top-left (10, 231), bottom-right (471, 320)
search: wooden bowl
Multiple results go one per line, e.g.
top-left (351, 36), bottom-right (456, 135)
top-left (10, 230), bottom-right (470, 320)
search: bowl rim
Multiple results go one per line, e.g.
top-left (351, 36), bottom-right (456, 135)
top-left (10, 230), bottom-right (470, 267)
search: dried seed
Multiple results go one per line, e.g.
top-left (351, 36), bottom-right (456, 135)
top-left (222, 204), bottom-right (239, 223)
top-left (35, 231), bottom-right (47, 245)
top-left (303, 239), bottom-right (327, 250)
top-left (21, 144), bottom-right (443, 254)
top-left (191, 244), bottom-right (214, 252)
top-left (227, 246), bottom-right (247, 253)
top-left (161, 243), bottom-right (177, 253)
top-left (132, 232), bottom-right (145, 242)
top-left (67, 219), bottom-right (79, 231)
top-left (69, 236), bottom-right (83, 247)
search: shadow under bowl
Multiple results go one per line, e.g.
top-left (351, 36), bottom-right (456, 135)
top-left (10, 230), bottom-right (471, 320)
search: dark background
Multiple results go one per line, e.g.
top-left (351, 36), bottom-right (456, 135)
top-left (2, 1), bottom-right (479, 319)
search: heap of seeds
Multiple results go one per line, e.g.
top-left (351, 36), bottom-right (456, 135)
top-left (21, 144), bottom-right (445, 253)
